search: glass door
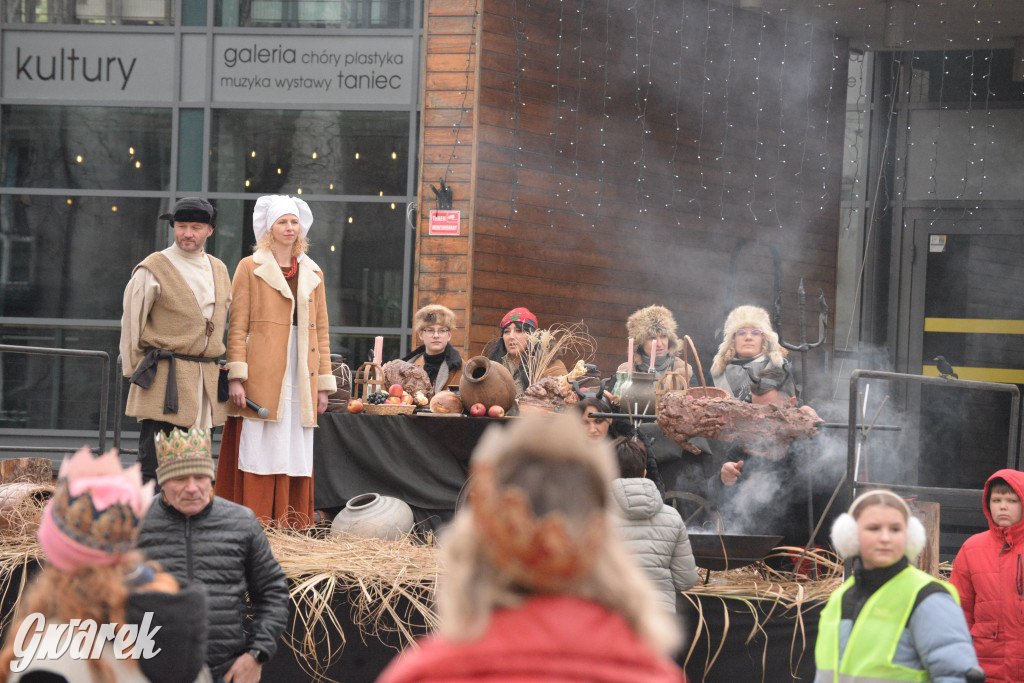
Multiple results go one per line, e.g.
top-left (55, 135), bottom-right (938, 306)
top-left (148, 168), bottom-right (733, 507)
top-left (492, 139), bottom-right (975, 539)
top-left (906, 215), bottom-right (1024, 487)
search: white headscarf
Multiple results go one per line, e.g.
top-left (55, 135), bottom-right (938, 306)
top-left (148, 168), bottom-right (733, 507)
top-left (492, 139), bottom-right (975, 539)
top-left (252, 195), bottom-right (313, 243)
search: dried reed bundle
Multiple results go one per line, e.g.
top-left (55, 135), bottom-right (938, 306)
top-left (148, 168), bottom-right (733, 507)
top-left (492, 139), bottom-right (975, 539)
top-left (0, 486), bottom-right (52, 633)
top-left (522, 322), bottom-right (596, 388)
top-left (264, 527), bottom-right (442, 682)
top-left (681, 546), bottom-right (844, 681)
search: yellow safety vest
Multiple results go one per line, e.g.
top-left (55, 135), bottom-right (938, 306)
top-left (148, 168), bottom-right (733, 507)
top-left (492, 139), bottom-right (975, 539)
top-left (816, 565), bottom-right (959, 683)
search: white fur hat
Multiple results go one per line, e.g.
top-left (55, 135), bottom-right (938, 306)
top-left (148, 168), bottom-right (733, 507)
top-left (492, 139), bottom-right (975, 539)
top-left (830, 489), bottom-right (926, 562)
top-left (252, 195), bottom-right (313, 243)
top-left (711, 305), bottom-right (787, 377)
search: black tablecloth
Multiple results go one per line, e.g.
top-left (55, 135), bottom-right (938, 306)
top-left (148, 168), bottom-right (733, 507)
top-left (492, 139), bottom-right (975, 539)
top-left (263, 591), bottom-right (822, 683)
top-left (681, 595), bottom-right (823, 682)
top-left (1, 562), bottom-right (822, 682)
top-left (314, 413), bottom-right (500, 531)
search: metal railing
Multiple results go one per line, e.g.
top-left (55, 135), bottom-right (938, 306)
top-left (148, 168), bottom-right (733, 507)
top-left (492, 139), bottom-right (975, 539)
top-left (847, 369), bottom-right (1021, 502)
top-left (0, 343), bottom-right (110, 453)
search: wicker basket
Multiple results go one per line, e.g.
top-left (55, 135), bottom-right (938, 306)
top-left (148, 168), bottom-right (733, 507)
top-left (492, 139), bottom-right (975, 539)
top-left (363, 403), bottom-right (416, 415)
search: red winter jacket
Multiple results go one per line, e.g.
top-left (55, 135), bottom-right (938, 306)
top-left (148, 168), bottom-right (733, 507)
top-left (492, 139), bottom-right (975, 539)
top-left (950, 469), bottom-right (1024, 683)
top-left (377, 595), bottom-right (686, 683)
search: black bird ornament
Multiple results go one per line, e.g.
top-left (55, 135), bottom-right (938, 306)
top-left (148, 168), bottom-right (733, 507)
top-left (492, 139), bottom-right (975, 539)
top-left (933, 356), bottom-right (959, 380)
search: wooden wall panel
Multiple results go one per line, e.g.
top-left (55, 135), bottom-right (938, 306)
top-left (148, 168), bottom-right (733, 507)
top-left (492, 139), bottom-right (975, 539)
top-left (414, 0), bottom-right (483, 352)
top-left (467, 0), bottom-right (846, 381)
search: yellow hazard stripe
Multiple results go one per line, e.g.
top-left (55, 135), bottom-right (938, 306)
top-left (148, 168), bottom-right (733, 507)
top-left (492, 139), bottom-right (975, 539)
top-left (922, 366), bottom-right (1024, 384)
top-left (924, 318), bottom-right (1024, 334)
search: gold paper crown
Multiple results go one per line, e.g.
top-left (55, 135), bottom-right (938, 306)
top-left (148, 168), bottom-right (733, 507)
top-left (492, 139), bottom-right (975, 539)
top-left (154, 427), bottom-right (215, 485)
top-left (47, 448), bottom-right (153, 556)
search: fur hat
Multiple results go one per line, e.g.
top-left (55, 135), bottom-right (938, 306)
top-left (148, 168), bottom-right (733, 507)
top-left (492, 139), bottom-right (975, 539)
top-left (413, 304), bottom-right (457, 339)
top-left (155, 427), bottom-right (215, 486)
top-left (711, 305), bottom-right (787, 377)
top-left (38, 447), bottom-right (155, 571)
top-left (625, 305), bottom-right (680, 353)
top-left (830, 489), bottom-right (926, 562)
top-left (468, 414), bottom-right (616, 591)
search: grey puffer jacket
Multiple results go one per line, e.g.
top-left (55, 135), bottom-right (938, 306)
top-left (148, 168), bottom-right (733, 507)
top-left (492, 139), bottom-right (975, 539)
top-left (610, 478), bottom-right (700, 611)
top-left (137, 496), bottom-right (289, 677)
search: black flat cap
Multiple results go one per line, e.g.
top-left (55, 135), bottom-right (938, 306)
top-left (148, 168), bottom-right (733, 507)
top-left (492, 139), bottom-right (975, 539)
top-left (159, 197), bottom-right (216, 226)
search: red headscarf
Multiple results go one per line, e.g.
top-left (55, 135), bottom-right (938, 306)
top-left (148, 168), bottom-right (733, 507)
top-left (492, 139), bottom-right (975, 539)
top-left (500, 307), bottom-right (538, 330)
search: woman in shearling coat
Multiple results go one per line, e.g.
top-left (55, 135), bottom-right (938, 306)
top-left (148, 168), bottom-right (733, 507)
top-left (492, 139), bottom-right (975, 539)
top-left (215, 195), bottom-right (336, 528)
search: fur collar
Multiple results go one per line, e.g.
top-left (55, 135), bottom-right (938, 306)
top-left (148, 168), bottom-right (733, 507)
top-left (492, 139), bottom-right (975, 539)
top-left (402, 343), bottom-right (463, 369)
top-left (252, 248), bottom-right (322, 300)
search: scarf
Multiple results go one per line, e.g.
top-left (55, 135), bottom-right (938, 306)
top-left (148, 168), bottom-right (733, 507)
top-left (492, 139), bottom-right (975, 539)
top-left (402, 343), bottom-right (463, 394)
top-left (633, 348), bottom-right (676, 378)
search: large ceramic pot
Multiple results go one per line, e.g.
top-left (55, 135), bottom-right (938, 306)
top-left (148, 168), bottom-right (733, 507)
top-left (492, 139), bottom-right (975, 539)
top-left (330, 493), bottom-right (414, 541)
top-left (459, 356), bottom-right (516, 411)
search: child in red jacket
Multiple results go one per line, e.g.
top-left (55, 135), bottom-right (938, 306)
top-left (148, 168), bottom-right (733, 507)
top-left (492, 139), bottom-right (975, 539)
top-left (950, 469), bottom-right (1024, 683)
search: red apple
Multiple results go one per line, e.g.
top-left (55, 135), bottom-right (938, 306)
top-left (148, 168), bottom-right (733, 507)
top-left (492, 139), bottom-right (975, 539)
top-left (388, 384), bottom-right (404, 398)
top-left (385, 396), bottom-right (402, 405)
top-left (347, 399), bottom-right (363, 414)
top-left (469, 403), bottom-right (487, 417)
top-left (401, 393), bottom-right (414, 405)
top-left (488, 405), bottom-right (505, 418)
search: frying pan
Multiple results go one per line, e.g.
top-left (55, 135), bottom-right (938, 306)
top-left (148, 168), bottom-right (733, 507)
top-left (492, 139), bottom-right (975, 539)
top-left (687, 532), bottom-right (784, 571)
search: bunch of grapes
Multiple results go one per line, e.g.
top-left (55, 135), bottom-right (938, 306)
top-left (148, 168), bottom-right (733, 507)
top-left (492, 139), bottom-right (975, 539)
top-left (366, 391), bottom-right (390, 405)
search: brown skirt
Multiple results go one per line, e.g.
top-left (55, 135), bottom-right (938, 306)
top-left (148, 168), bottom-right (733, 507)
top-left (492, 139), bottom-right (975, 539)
top-left (215, 416), bottom-right (314, 528)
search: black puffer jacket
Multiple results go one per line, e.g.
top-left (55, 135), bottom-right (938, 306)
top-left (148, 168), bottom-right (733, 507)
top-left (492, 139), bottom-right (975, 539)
top-left (137, 496), bottom-right (289, 677)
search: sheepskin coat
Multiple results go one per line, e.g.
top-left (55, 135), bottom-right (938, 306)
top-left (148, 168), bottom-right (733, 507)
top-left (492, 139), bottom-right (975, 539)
top-left (611, 477), bottom-right (699, 612)
top-left (225, 249), bottom-right (336, 426)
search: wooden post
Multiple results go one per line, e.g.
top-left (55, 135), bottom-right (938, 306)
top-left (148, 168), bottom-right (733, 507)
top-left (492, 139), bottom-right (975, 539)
top-left (909, 500), bottom-right (940, 577)
top-left (0, 458), bottom-right (52, 485)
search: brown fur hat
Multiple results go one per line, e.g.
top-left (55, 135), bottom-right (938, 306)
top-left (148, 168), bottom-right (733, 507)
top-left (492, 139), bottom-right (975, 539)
top-left (413, 304), bottom-right (457, 339)
top-left (625, 305), bottom-right (680, 354)
top-left (710, 305), bottom-right (786, 377)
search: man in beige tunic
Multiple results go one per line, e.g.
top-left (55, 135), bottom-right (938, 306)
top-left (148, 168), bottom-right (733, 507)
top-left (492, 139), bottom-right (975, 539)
top-left (120, 197), bottom-right (231, 488)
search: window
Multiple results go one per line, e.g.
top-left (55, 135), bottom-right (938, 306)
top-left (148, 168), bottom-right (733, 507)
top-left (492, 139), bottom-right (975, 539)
top-left (209, 109), bottom-right (410, 196)
top-left (3, 0), bottom-right (174, 25)
top-left (1, 106), bottom-right (172, 190)
top-left (215, 0), bottom-right (412, 28)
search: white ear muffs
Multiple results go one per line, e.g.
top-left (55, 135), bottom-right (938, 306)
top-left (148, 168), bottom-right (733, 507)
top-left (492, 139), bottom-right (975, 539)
top-left (904, 515), bottom-right (926, 561)
top-left (830, 513), bottom-right (859, 558)
top-left (830, 511), bottom-right (928, 561)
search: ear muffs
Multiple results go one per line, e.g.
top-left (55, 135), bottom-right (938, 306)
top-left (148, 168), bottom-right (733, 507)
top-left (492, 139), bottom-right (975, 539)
top-left (829, 511), bottom-right (928, 561)
top-left (905, 515), bottom-right (926, 561)
top-left (831, 513), bottom-right (859, 558)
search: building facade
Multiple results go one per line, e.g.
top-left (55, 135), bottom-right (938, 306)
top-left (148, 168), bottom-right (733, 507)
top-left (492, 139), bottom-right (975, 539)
top-left (1, 0), bottom-right (422, 435)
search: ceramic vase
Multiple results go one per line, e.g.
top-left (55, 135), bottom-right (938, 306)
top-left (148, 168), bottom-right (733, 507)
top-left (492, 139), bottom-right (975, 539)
top-left (330, 493), bottom-right (414, 541)
top-left (458, 356), bottom-right (517, 411)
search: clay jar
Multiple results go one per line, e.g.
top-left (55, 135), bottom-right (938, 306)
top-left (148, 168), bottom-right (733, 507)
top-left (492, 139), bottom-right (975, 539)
top-left (330, 493), bottom-right (414, 541)
top-left (459, 356), bottom-right (516, 411)
top-left (620, 371), bottom-right (658, 415)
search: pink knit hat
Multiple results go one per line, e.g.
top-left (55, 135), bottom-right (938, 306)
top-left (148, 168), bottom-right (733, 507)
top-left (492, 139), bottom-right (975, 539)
top-left (37, 447), bottom-right (154, 571)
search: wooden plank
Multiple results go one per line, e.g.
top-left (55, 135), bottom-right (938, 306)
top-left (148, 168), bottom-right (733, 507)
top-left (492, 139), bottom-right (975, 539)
top-left (910, 501), bottom-right (941, 577)
top-left (426, 0), bottom-right (478, 16)
top-left (419, 255), bottom-right (469, 273)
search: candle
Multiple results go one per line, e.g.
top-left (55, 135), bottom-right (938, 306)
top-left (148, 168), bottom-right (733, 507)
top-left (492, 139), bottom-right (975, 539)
top-left (373, 336), bottom-right (383, 365)
top-left (627, 338), bottom-right (634, 376)
top-left (649, 340), bottom-right (657, 372)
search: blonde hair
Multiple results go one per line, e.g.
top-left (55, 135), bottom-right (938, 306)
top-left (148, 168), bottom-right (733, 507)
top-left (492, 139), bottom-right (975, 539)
top-left (436, 416), bottom-right (681, 656)
top-left (254, 231), bottom-right (309, 257)
top-left (849, 489), bottom-right (910, 521)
